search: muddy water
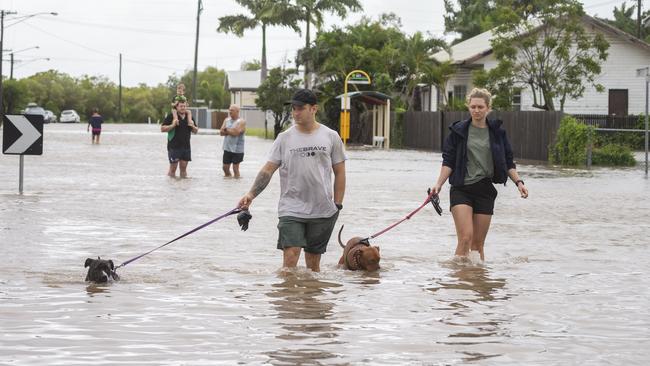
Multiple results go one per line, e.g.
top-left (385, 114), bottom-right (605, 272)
top-left (1, 123), bottom-right (649, 365)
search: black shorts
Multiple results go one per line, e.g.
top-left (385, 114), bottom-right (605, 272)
top-left (449, 178), bottom-right (498, 215)
top-left (168, 148), bottom-right (192, 163)
top-left (223, 150), bottom-right (244, 164)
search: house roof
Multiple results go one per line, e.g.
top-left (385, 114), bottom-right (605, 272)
top-left (432, 29), bottom-right (495, 65)
top-left (433, 15), bottom-right (650, 65)
top-left (226, 70), bottom-right (261, 91)
top-left (335, 91), bottom-right (391, 105)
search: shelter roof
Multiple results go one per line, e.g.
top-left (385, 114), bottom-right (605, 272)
top-left (335, 91), bottom-right (391, 105)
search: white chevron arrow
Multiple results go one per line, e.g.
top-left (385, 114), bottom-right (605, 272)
top-left (5, 115), bottom-right (41, 154)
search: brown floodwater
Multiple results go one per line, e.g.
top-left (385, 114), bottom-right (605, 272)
top-left (1, 123), bottom-right (649, 365)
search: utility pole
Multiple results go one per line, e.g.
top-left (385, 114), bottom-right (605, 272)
top-left (192, 0), bottom-right (203, 105)
top-left (0, 9), bottom-right (17, 123)
top-left (638, 0), bottom-right (642, 38)
top-left (118, 53), bottom-right (122, 122)
top-left (9, 52), bottom-right (13, 79)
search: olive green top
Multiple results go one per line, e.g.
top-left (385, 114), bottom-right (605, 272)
top-left (464, 124), bottom-right (494, 185)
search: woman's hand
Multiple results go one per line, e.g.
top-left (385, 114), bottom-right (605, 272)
top-left (517, 182), bottom-right (528, 198)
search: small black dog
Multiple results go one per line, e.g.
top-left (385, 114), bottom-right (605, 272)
top-left (84, 257), bottom-right (120, 283)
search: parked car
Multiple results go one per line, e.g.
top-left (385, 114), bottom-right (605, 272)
top-left (60, 109), bottom-right (81, 123)
top-left (44, 110), bottom-right (57, 123)
top-left (23, 103), bottom-right (48, 123)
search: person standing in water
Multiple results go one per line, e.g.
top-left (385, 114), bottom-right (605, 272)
top-left (430, 88), bottom-right (528, 262)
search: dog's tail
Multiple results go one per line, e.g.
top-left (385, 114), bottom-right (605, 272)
top-left (338, 225), bottom-right (345, 248)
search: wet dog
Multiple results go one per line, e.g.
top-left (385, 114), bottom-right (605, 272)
top-left (337, 225), bottom-right (381, 272)
top-left (84, 257), bottom-right (120, 283)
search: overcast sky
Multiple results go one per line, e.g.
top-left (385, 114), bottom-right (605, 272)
top-left (0, 0), bottom-right (629, 86)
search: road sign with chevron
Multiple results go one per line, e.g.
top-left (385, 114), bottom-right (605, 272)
top-left (3, 114), bottom-right (43, 155)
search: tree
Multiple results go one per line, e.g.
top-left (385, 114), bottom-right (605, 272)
top-left (478, 0), bottom-right (609, 111)
top-left (217, 0), bottom-right (301, 80)
top-left (600, 2), bottom-right (650, 43)
top-left (400, 31), bottom-right (448, 111)
top-left (294, 0), bottom-right (362, 87)
top-left (240, 59), bottom-right (261, 70)
top-left (444, 0), bottom-right (495, 43)
top-left (255, 66), bottom-right (300, 138)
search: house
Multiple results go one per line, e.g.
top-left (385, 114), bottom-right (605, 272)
top-left (225, 70), bottom-right (261, 109)
top-left (426, 16), bottom-right (650, 116)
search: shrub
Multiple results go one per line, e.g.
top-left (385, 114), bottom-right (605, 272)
top-left (549, 116), bottom-right (594, 165)
top-left (592, 144), bottom-right (636, 166)
top-left (595, 114), bottom-right (647, 150)
top-left (390, 110), bottom-right (405, 149)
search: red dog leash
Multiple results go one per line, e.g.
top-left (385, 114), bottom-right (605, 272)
top-left (362, 189), bottom-right (442, 243)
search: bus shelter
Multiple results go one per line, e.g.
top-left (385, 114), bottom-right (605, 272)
top-left (335, 91), bottom-right (391, 149)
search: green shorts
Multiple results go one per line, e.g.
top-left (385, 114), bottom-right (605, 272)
top-left (277, 211), bottom-right (339, 254)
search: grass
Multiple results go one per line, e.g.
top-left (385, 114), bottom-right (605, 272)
top-left (246, 127), bottom-right (274, 140)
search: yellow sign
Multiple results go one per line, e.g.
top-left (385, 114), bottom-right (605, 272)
top-left (341, 70), bottom-right (371, 145)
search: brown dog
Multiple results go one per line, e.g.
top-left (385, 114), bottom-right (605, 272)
top-left (337, 225), bottom-right (380, 271)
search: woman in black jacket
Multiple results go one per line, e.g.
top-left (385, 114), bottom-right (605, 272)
top-left (431, 88), bottom-right (528, 262)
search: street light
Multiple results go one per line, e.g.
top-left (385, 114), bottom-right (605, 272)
top-left (0, 10), bottom-right (56, 123)
top-left (9, 45), bottom-right (39, 79)
top-left (637, 67), bottom-right (649, 177)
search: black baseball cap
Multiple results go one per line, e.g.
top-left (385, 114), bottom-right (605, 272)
top-left (285, 89), bottom-right (318, 106)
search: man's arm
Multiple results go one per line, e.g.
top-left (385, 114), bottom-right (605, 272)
top-left (332, 161), bottom-right (346, 206)
top-left (238, 161), bottom-right (280, 209)
top-left (230, 119), bottom-right (246, 136)
top-left (161, 118), bottom-right (177, 132)
top-left (220, 118), bottom-right (228, 136)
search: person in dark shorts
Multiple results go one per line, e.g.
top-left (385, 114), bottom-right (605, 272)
top-left (237, 89), bottom-right (346, 272)
top-left (220, 104), bottom-right (246, 178)
top-left (87, 108), bottom-right (103, 144)
top-left (431, 88), bottom-right (528, 262)
top-left (161, 99), bottom-right (198, 178)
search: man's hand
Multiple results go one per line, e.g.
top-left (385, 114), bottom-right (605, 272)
top-left (238, 192), bottom-right (254, 210)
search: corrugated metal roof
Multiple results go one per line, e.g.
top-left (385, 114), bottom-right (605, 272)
top-left (432, 29), bottom-right (494, 64)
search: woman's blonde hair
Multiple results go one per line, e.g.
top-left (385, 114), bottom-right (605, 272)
top-left (466, 87), bottom-right (492, 108)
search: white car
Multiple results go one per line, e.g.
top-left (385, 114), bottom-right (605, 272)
top-left (60, 109), bottom-right (80, 123)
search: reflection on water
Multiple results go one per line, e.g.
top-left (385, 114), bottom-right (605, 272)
top-left (264, 270), bottom-right (345, 364)
top-left (427, 263), bottom-right (509, 362)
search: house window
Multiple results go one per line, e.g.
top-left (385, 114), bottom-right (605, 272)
top-left (512, 90), bottom-right (522, 111)
top-left (453, 85), bottom-right (467, 103)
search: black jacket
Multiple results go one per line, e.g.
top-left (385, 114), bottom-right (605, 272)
top-left (442, 118), bottom-right (516, 187)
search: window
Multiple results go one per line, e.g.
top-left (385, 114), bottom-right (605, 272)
top-left (512, 90), bottom-right (522, 111)
top-left (453, 85), bottom-right (467, 103)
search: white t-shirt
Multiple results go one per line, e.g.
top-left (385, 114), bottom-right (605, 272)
top-left (268, 123), bottom-right (346, 219)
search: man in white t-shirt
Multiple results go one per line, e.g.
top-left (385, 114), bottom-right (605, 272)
top-left (238, 89), bottom-right (346, 272)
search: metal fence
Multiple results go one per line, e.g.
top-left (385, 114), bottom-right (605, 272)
top-left (403, 111), bottom-right (563, 162)
top-left (571, 114), bottom-right (641, 129)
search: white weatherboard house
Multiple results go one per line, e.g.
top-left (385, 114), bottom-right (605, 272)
top-left (428, 16), bottom-right (650, 115)
top-left (225, 70), bottom-right (261, 109)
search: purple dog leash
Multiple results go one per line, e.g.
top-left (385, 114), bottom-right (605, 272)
top-left (115, 207), bottom-right (243, 270)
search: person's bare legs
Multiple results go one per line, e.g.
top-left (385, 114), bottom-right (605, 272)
top-left (179, 160), bottom-right (189, 178)
top-left (168, 162), bottom-right (179, 177)
top-left (471, 214), bottom-right (492, 261)
top-left (451, 204), bottom-right (474, 257)
top-left (233, 163), bottom-right (241, 178)
top-left (283, 247), bottom-right (302, 268)
top-left (222, 164), bottom-right (232, 177)
top-left (304, 252), bottom-right (321, 272)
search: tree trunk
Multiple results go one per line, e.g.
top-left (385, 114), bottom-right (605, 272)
top-left (304, 11), bottom-right (311, 89)
top-left (261, 23), bottom-right (267, 81)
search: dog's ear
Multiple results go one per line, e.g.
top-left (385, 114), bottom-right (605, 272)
top-left (108, 260), bottom-right (115, 270)
top-left (84, 258), bottom-right (94, 268)
top-left (376, 246), bottom-right (380, 252)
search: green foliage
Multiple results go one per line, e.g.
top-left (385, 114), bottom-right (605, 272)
top-left (482, 0), bottom-right (609, 111)
top-left (444, 0), bottom-right (496, 43)
top-left (592, 144), bottom-right (636, 166)
top-left (241, 59), bottom-right (261, 71)
top-left (255, 67), bottom-right (301, 138)
top-left (600, 3), bottom-right (650, 43)
top-left (595, 114), bottom-right (648, 150)
top-left (549, 116), bottom-right (593, 165)
top-left (390, 110), bottom-right (405, 149)
top-left (2, 79), bottom-right (29, 114)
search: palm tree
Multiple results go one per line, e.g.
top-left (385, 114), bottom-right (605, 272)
top-left (217, 0), bottom-right (301, 80)
top-left (295, 0), bottom-right (362, 88)
top-left (400, 32), bottom-right (448, 110)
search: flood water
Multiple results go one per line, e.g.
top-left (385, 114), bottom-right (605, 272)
top-left (1, 123), bottom-right (649, 365)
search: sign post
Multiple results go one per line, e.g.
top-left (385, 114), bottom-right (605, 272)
top-left (341, 70), bottom-right (371, 145)
top-left (2, 114), bottom-right (44, 194)
top-left (637, 67), bottom-right (649, 177)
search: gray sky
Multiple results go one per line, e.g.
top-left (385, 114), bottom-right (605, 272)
top-left (0, 0), bottom-right (629, 86)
